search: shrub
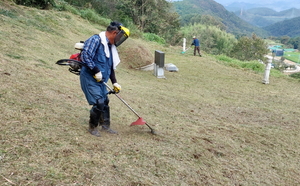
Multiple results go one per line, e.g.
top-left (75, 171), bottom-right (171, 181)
top-left (55, 0), bottom-right (80, 15)
top-left (241, 61), bottom-right (265, 72)
top-left (14, 0), bottom-right (55, 9)
top-left (180, 24), bottom-right (237, 55)
top-left (79, 9), bottom-right (110, 26)
top-left (143, 33), bottom-right (166, 45)
top-left (229, 34), bottom-right (268, 61)
top-left (216, 55), bottom-right (265, 73)
top-left (290, 72), bottom-right (300, 79)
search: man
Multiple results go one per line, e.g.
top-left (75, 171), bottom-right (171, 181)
top-left (80, 21), bottom-right (130, 137)
top-left (191, 36), bottom-right (201, 57)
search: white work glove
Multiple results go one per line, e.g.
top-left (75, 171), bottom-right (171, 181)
top-left (93, 71), bottom-right (102, 82)
top-left (113, 83), bottom-right (121, 94)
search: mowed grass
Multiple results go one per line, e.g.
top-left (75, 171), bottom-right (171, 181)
top-left (1, 1), bottom-right (300, 185)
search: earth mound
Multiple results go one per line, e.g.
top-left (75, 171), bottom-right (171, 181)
top-left (118, 39), bottom-right (153, 69)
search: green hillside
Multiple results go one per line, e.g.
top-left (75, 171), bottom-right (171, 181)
top-left (264, 16), bottom-right (300, 37)
top-left (1, 1), bottom-right (300, 185)
top-left (173, 0), bottom-right (268, 37)
top-left (236, 7), bottom-right (300, 27)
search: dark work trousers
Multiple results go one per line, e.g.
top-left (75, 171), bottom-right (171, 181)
top-left (194, 46), bottom-right (201, 56)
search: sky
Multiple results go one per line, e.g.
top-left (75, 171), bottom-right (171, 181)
top-left (213, 0), bottom-right (300, 11)
top-left (214, 0), bottom-right (293, 5)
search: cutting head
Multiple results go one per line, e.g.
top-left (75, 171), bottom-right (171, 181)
top-left (130, 117), bottom-right (146, 126)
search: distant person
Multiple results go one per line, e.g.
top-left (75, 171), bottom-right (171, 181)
top-left (191, 36), bottom-right (201, 57)
top-left (80, 21), bottom-right (130, 137)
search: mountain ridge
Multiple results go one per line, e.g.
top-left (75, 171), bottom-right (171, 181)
top-left (217, 0), bottom-right (300, 12)
top-left (173, 0), bottom-right (268, 37)
top-left (235, 7), bottom-right (300, 27)
top-left (263, 16), bottom-right (300, 37)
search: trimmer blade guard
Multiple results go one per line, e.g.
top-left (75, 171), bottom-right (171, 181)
top-left (131, 117), bottom-right (146, 126)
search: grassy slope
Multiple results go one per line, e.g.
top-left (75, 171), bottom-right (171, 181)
top-left (1, 1), bottom-right (300, 185)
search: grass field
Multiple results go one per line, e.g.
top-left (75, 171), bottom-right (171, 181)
top-left (284, 51), bottom-right (300, 63)
top-left (1, 1), bottom-right (300, 185)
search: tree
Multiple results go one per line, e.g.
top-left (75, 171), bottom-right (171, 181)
top-left (199, 15), bottom-right (226, 31)
top-left (280, 35), bottom-right (290, 45)
top-left (288, 37), bottom-right (300, 49)
top-left (229, 34), bottom-right (268, 61)
top-left (180, 24), bottom-right (236, 55)
top-left (114, 0), bottom-right (180, 44)
top-left (62, 0), bottom-right (181, 44)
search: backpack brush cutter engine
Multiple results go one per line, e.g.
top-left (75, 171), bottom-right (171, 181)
top-left (56, 58), bottom-right (157, 135)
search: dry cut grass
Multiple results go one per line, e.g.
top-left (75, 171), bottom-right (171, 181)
top-left (1, 1), bottom-right (300, 185)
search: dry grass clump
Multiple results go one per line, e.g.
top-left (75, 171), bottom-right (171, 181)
top-left (1, 1), bottom-right (300, 185)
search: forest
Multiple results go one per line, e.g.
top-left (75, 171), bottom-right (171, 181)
top-left (11, 0), bottom-right (300, 58)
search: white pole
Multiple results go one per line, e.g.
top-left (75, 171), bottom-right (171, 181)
top-left (262, 56), bottom-right (272, 84)
top-left (183, 38), bottom-right (186, 52)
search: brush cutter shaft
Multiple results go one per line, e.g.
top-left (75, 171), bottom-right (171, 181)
top-left (103, 82), bottom-right (156, 134)
top-left (103, 82), bottom-right (140, 118)
top-left (185, 47), bottom-right (190, 52)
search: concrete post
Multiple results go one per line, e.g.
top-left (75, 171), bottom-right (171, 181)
top-left (183, 38), bottom-right (186, 52)
top-left (153, 50), bottom-right (165, 78)
top-left (262, 56), bottom-right (272, 84)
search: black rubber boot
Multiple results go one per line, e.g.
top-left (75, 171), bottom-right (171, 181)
top-left (100, 105), bottom-right (118, 134)
top-left (88, 107), bottom-right (101, 137)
